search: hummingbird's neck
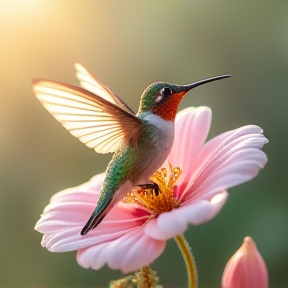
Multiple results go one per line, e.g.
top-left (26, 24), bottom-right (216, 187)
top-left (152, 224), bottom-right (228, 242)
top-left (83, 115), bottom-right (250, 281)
top-left (151, 92), bottom-right (185, 121)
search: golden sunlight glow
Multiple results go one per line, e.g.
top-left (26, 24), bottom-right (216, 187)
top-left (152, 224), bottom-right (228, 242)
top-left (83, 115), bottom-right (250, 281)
top-left (2, 0), bottom-right (51, 19)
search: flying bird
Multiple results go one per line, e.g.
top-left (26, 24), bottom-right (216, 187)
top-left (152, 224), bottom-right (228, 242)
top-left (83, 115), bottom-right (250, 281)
top-left (32, 63), bottom-right (230, 235)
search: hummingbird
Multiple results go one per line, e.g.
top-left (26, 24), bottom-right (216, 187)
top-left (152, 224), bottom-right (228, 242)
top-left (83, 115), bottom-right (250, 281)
top-left (32, 63), bottom-right (230, 235)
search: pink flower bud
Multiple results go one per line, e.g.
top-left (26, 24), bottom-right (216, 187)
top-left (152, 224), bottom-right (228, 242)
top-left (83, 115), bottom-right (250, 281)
top-left (221, 237), bottom-right (268, 288)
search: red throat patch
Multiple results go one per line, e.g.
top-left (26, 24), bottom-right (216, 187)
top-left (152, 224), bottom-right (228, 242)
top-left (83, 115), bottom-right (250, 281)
top-left (152, 92), bottom-right (185, 121)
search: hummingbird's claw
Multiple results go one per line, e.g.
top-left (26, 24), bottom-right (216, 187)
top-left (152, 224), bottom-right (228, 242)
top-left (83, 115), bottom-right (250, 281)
top-left (137, 182), bottom-right (159, 196)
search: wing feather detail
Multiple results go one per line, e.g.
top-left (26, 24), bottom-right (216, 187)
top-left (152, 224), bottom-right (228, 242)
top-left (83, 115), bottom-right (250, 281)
top-left (32, 80), bottom-right (142, 154)
top-left (75, 63), bottom-right (135, 114)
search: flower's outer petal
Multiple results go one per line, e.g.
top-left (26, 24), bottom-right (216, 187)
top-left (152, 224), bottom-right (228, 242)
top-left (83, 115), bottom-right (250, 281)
top-left (181, 125), bottom-right (268, 201)
top-left (181, 190), bottom-right (228, 224)
top-left (194, 152), bottom-right (266, 200)
top-left (197, 126), bottom-right (268, 174)
top-left (144, 210), bottom-right (188, 240)
top-left (76, 227), bottom-right (166, 273)
top-left (35, 175), bottom-right (105, 235)
top-left (38, 204), bottom-right (149, 252)
top-left (50, 173), bottom-right (105, 204)
top-left (35, 174), bottom-right (150, 252)
top-left (145, 191), bottom-right (228, 241)
top-left (76, 241), bottom-right (107, 271)
top-left (167, 107), bottom-right (211, 196)
top-left (206, 190), bottom-right (229, 220)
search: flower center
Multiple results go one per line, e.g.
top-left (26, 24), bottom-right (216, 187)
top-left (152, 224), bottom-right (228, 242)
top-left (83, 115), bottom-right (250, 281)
top-left (123, 164), bottom-right (182, 215)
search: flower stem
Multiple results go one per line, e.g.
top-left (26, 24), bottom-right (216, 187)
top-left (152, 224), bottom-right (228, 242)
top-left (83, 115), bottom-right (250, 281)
top-left (174, 234), bottom-right (198, 288)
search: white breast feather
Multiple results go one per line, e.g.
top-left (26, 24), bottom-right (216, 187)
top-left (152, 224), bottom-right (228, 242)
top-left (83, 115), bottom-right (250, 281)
top-left (141, 111), bottom-right (174, 132)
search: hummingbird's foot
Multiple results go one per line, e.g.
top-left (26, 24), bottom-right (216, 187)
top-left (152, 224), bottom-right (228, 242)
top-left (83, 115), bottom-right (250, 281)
top-left (137, 182), bottom-right (159, 196)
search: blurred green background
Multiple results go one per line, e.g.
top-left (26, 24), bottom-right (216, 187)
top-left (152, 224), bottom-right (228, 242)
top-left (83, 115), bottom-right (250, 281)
top-left (0, 1), bottom-right (287, 287)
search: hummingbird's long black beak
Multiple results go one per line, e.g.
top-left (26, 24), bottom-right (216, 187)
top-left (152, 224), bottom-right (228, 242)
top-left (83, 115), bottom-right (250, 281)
top-left (180, 74), bottom-right (231, 93)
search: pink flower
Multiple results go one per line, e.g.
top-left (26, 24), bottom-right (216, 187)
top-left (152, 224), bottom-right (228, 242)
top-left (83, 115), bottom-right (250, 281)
top-left (221, 236), bottom-right (269, 288)
top-left (35, 107), bottom-right (268, 273)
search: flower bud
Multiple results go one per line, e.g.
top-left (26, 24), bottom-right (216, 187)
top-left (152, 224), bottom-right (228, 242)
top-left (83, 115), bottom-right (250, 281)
top-left (221, 237), bottom-right (268, 288)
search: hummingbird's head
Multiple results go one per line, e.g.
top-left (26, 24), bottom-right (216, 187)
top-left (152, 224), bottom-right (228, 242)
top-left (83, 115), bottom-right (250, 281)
top-left (138, 75), bottom-right (231, 121)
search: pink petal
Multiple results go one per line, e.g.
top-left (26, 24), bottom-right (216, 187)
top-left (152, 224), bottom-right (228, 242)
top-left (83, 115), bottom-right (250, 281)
top-left (76, 227), bottom-right (166, 273)
top-left (145, 191), bottom-right (228, 241)
top-left (39, 205), bottom-right (149, 252)
top-left (35, 175), bottom-right (150, 252)
top-left (181, 190), bottom-right (228, 223)
top-left (76, 241), bottom-right (108, 270)
top-left (144, 211), bottom-right (188, 240)
top-left (50, 173), bottom-right (105, 204)
top-left (180, 125), bottom-right (268, 202)
top-left (189, 151), bottom-right (266, 201)
top-left (194, 126), bottom-right (267, 183)
top-left (168, 107), bottom-right (211, 191)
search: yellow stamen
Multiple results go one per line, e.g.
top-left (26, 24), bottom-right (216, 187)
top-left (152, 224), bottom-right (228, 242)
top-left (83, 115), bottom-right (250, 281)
top-left (123, 163), bottom-right (182, 215)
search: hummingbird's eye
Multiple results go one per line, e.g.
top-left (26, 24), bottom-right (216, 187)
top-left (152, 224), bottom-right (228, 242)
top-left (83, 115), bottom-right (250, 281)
top-left (160, 87), bottom-right (173, 97)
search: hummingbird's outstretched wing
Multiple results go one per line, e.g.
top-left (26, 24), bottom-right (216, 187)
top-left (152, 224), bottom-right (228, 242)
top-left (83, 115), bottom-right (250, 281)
top-left (75, 63), bottom-right (135, 114)
top-left (32, 80), bottom-right (142, 154)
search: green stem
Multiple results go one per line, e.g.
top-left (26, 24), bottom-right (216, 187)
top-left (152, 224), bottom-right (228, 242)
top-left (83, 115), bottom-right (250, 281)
top-left (174, 234), bottom-right (198, 288)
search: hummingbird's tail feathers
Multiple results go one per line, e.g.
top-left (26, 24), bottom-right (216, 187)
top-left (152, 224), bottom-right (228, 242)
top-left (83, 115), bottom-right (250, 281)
top-left (80, 210), bottom-right (97, 235)
top-left (80, 197), bottom-right (112, 235)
